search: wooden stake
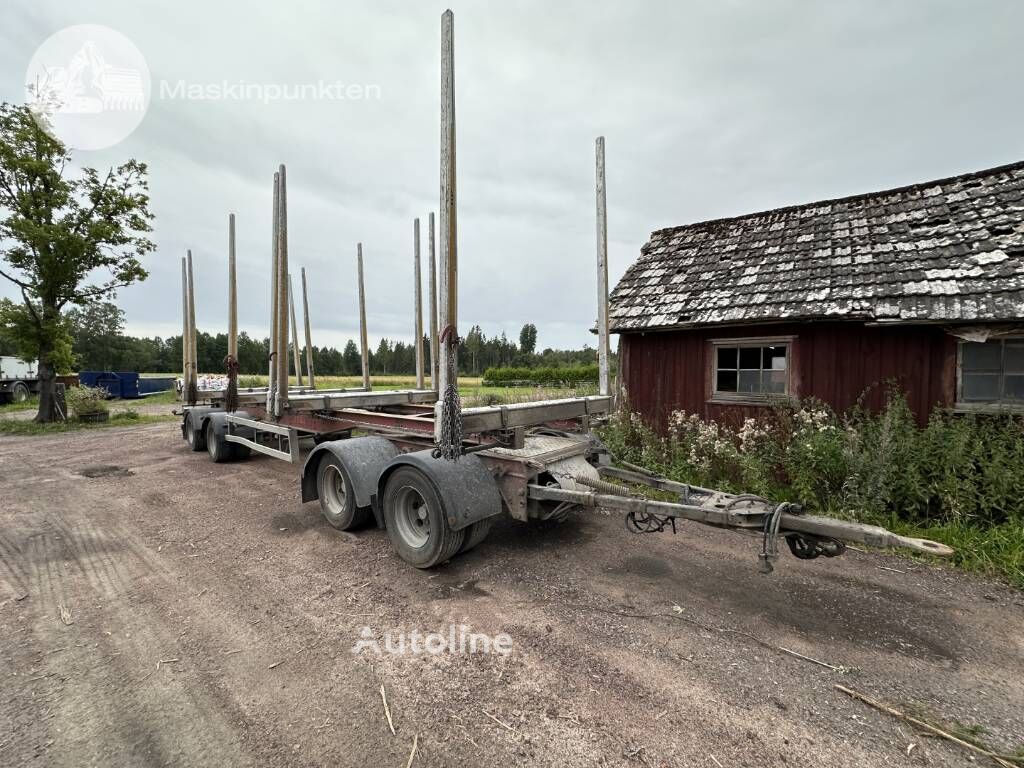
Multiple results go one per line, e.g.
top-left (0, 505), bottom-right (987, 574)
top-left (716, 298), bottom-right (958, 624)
top-left (428, 211), bottom-right (439, 390)
top-left (301, 266), bottom-right (315, 388)
top-left (595, 136), bottom-right (611, 396)
top-left (275, 165), bottom-right (290, 411)
top-left (437, 9), bottom-right (458, 428)
top-left (289, 274), bottom-right (303, 386)
top-left (180, 256), bottom-right (190, 397)
top-left (414, 218), bottom-right (424, 390)
top-left (228, 213), bottom-right (238, 359)
top-left (268, 172), bottom-right (280, 414)
top-left (186, 249), bottom-right (198, 398)
top-left (357, 243), bottom-right (370, 390)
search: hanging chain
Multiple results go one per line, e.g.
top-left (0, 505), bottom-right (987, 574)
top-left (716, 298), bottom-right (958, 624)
top-left (435, 324), bottom-right (463, 461)
top-left (224, 354), bottom-right (240, 412)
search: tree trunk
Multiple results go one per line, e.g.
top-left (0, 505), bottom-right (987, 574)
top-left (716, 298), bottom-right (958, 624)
top-left (34, 351), bottom-right (59, 423)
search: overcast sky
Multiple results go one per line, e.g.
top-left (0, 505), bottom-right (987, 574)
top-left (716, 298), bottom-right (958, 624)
top-left (2, 1), bottom-right (1022, 351)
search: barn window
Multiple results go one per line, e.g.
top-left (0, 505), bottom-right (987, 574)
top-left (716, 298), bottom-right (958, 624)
top-left (958, 339), bottom-right (1024, 405)
top-left (712, 341), bottom-right (789, 398)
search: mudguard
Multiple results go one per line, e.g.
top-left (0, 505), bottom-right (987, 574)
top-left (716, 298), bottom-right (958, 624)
top-left (300, 436), bottom-right (400, 508)
top-left (376, 450), bottom-right (502, 532)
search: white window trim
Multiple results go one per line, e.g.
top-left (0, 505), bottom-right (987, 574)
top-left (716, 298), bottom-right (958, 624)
top-left (708, 336), bottom-right (795, 405)
top-left (955, 337), bottom-right (1024, 412)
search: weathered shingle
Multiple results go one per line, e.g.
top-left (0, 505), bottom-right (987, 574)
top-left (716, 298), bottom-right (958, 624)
top-left (609, 161), bottom-right (1024, 332)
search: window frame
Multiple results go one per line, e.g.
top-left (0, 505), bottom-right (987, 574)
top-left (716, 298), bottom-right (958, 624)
top-left (955, 337), bottom-right (1024, 413)
top-left (708, 335), bottom-right (795, 405)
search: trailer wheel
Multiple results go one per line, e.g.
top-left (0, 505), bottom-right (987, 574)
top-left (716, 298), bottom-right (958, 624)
top-left (316, 455), bottom-right (371, 530)
top-left (206, 421), bottom-right (232, 463)
top-left (382, 466), bottom-right (464, 568)
top-left (458, 517), bottom-right (493, 554)
top-left (11, 382), bottom-right (29, 403)
top-left (186, 419), bottom-right (206, 452)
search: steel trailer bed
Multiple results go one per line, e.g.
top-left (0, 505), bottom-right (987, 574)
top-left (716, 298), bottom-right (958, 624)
top-left (175, 10), bottom-right (951, 573)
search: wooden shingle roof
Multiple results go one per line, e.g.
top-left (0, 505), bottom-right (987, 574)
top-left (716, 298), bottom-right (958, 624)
top-left (609, 160), bottom-right (1024, 332)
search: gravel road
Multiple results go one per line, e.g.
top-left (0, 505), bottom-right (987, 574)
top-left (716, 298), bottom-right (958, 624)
top-left (1, 422), bottom-right (1022, 767)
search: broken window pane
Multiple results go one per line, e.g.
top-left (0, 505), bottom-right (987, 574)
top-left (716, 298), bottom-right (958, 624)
top-left (716, 370), bottom-right (737, 392)
top-left (717, 346), bottom-right (737, 370)
top-left (764, 346), bottom-right (787, 370)
top-left (738, 347), bottom-right (761, 369)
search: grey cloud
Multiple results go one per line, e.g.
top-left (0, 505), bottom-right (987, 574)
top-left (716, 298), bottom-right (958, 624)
top-left (1, 0), bottom-right (1022, 353)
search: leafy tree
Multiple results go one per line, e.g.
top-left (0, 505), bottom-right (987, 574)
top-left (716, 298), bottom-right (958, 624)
top-left (519, 323), bottom-right (537, 356)
top-left (66, 300), bottom-right (125, 370)
top-left (0, 103), bottom-right (154, 421)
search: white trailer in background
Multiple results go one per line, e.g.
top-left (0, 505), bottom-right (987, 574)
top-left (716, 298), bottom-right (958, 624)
top-left (0, 356), bottom-right (39, 404)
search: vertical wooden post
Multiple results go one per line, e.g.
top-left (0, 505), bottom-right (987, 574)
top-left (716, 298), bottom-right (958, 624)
top-left (357, 243), bottom-right (370, 390)
top-left (228, 213), bottom-right (238, 359)
top-left (275, 164), bottom-right (290, 411)
top-left (288, 274), bottom-right (303, 386)
top-left (595, 136), bottom-right (611, 396)
top-left (438, 8), bottom-right (457, 400)
top-left (268, 172), bottom-right (280, 414)
top-left (301, 267), bottom-right (315, 388)
top-left (428, 211), bottom-right (439, 391)
top-left (181, 256), bottom-right (190, 399)
top-left (186, 249), bottom-right (198, 402)
top-left (414, 218), bottom-right (424, 390)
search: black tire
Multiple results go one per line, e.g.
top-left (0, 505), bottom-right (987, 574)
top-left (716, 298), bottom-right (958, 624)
top-left (382, 466), bottom-right (464, 568)
top-left (316, 454), bottom-right (371, 530)
top-left (11, 382), bottom-right (30, 403)
top-left (186, 418), bottom-right (206, 452)
top-left (459, 517), bottom-right (495, 554)
top-left (231, 443), bottom-right (252, 460)
top-left (206, 420), bottom-right (232, 463)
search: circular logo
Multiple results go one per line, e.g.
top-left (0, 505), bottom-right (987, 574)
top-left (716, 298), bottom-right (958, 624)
top-left (25, 24), bottom-right (150, 151)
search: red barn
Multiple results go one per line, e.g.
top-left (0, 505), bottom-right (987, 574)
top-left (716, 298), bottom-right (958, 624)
top-left (609, 161), bottom-right (1024, 428)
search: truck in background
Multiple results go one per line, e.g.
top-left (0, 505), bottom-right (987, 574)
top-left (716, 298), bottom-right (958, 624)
top-left (0, 356), bottom-right (40, 404)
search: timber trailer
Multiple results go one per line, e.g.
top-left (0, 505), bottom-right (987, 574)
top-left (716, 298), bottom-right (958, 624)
top-left (179, 10), bottom-right (953, 572)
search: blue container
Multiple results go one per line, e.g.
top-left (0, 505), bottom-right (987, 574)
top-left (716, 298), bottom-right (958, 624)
top-left (77, 371), bottom-right (141, 399)
top-left (138, 377), bottom-right (175, 395)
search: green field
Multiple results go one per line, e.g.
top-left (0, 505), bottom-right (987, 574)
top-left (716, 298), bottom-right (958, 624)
top-left (163, 373), bottom-right (597, 406)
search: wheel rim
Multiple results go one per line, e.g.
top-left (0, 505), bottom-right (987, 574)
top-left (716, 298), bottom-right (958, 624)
top-left (206, 424), bottom-right (216, 458)
top-left (186, 424), bottom-right (195, 445)
top-left (392, 485), bottom-right (430, 549)
top-left (13, 387), bottom-right (27, 403)
top-left (321, 464), bottom-right (347, 517)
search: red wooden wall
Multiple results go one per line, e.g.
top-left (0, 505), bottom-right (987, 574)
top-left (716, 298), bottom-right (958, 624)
top-left (619, 322), bottom-right (957, 429)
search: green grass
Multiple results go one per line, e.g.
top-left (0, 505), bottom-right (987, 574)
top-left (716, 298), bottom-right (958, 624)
top-left (870, 515), bottom-right (1024, 589)
top-left (0, 396), bottom-right (39, 414)
top-left (0, 410), bottom-right (176, 436)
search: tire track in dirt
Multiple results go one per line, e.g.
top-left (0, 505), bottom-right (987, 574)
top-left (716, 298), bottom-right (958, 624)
top-left (0, 529), bottom-right (30, 595)
top-left (46, 513), bottom-right (131, 599)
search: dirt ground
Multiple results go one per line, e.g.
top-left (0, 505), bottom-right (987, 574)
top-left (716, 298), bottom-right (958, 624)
top-left (1, 421), bottom-right (1022, 767)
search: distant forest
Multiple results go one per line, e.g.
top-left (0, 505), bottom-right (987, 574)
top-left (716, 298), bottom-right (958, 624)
top-left (0, 302), bottom-right (604, 376)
